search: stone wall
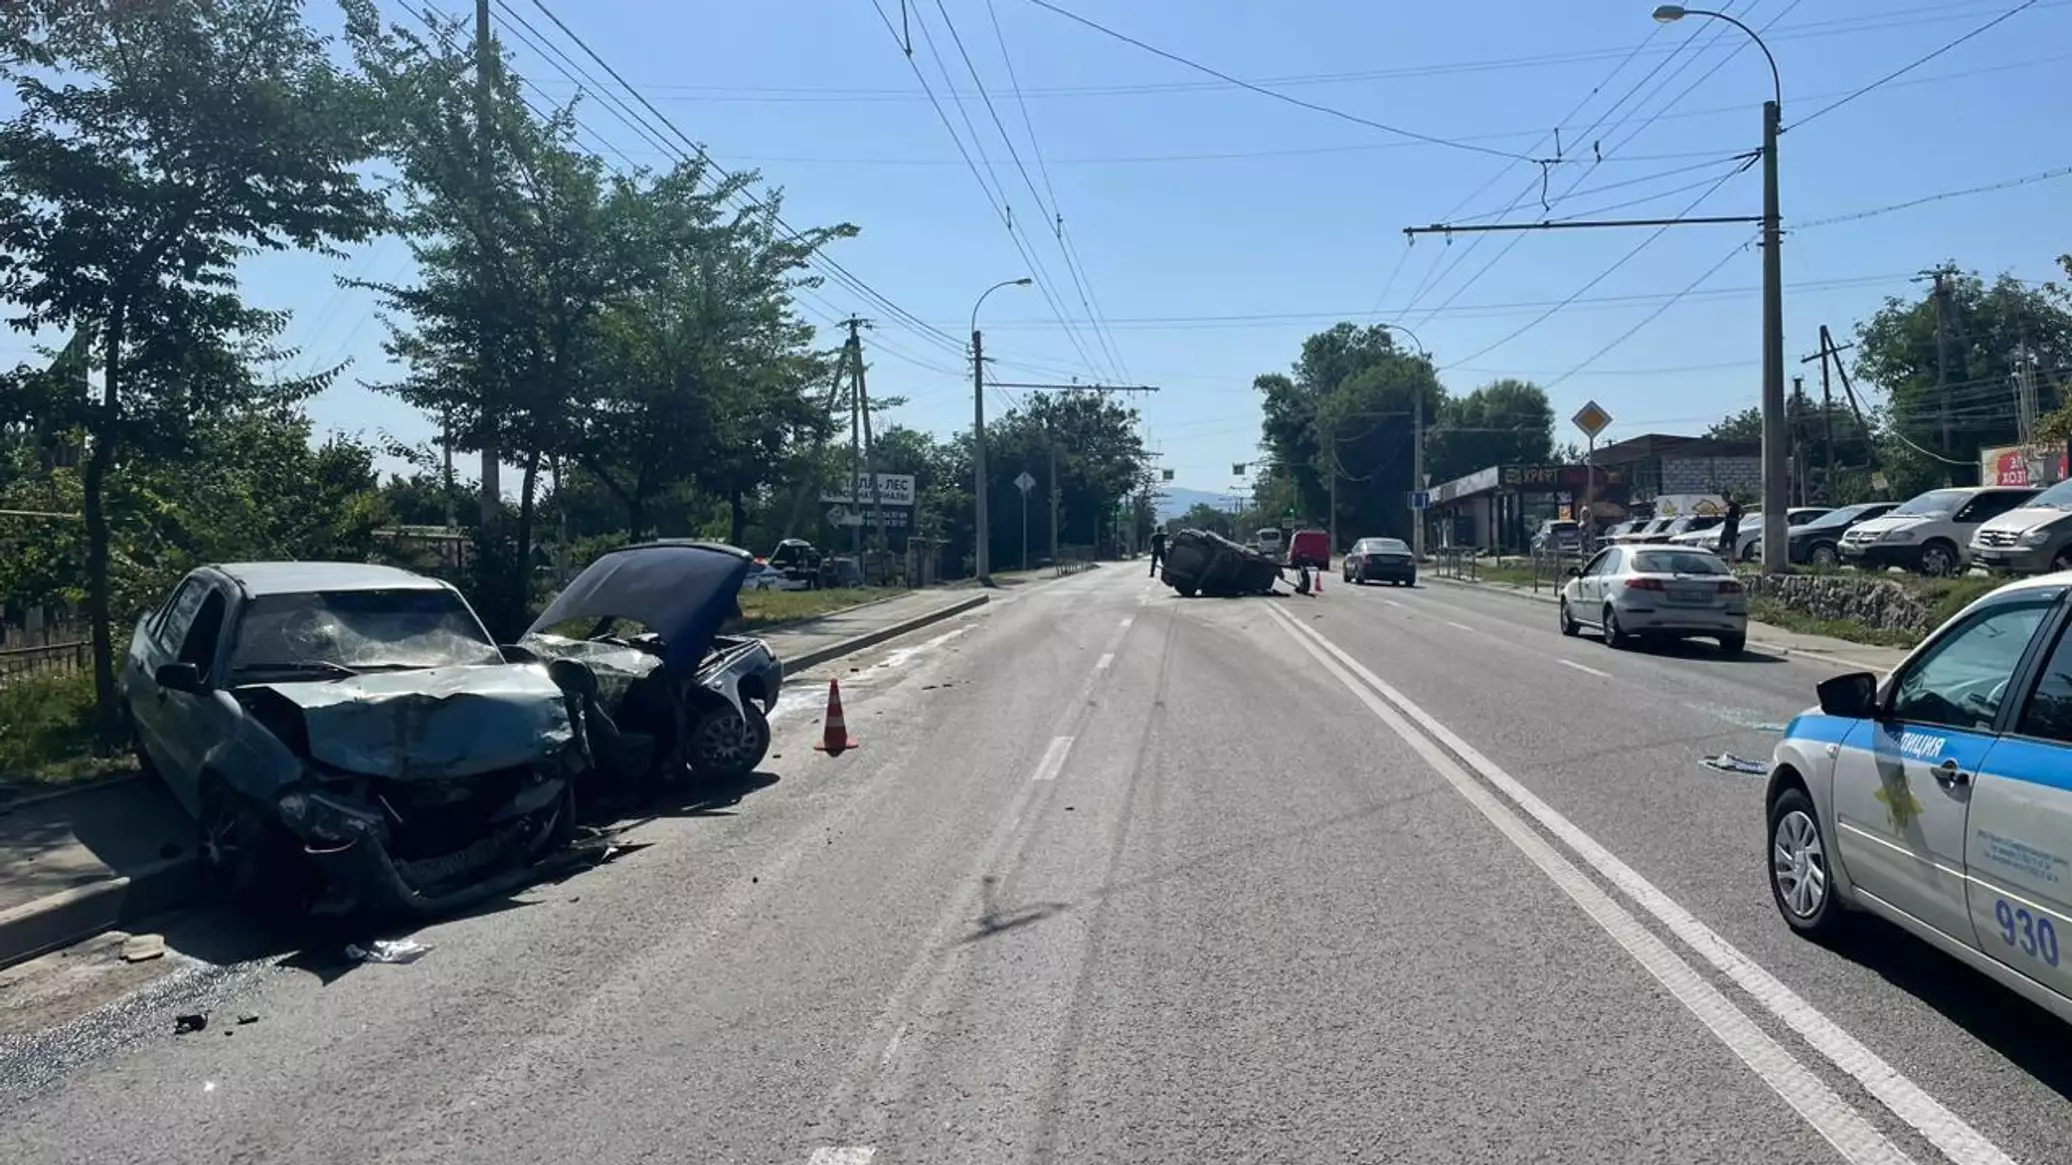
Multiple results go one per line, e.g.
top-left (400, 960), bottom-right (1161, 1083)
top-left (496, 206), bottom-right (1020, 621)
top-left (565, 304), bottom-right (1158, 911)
top-left (1742, 573), bottom-right (1931, 635)
top-left (1661, 454), bottom-right (1763, 498)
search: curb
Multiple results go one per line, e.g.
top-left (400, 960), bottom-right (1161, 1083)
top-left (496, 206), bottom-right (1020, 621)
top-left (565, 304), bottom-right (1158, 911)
top-left (0, 855), bottom-right (199, 971)
top-left (0, 771), bottom-right (144, 816)
top-left (1418, 573), bottom-right (1900, 674)
top-left (780, 593), bottom-right (991, 674)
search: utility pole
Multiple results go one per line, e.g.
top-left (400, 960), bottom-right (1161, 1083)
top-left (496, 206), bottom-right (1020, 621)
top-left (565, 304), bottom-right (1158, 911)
top-left (1923, 265), bottom-right (1960, 480)
top-left (1049, 437), bottom-right (1060, 569)
top-left (1791, 376), bottom-right (1807, 506)
top-left (474, 0), bottom-right (500, 532)
top-left (1412, 390), bottom-right (1426, 560)
top-left (971, 328), bottom-right (991, 582)
top-left (846, 317), bottom-right (884, 570)
top-left (1759, 94), bottom-right (1786, 572)
top-left (844, 325), bottom-right (862, 560)
top-left (1816, 347), bottom-right (1835, 501)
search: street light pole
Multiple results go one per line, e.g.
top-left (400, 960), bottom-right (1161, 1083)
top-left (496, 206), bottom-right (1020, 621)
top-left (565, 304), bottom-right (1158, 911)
top-left (969, 277), bottom-right (1033, 584)
top-left (1655, 5), bottom-right (1786, 573)
top-left (1376, 323), bottom-right (1431, 559)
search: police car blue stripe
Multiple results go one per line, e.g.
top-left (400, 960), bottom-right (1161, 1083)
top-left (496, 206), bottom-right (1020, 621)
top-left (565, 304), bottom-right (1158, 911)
top-left (1783, 713), bottom-right (1855, 746)
top-left (1981, 736), bottom-right (2072, 792)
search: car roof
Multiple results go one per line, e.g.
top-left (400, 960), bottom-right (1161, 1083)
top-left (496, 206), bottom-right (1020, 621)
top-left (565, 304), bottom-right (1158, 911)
top-left (1983, 570), bottom-right (2072, 600)
top-left (212, 561), bottom-right (447, 597)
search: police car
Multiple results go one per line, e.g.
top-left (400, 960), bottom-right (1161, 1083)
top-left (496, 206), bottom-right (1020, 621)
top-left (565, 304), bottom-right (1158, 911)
top-left (1767, 572), bottom-right (2072, 1024)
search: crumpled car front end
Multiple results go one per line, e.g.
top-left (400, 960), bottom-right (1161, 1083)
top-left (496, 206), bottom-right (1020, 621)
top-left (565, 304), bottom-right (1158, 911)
top-left (234, 664), bottom-right (584, 915)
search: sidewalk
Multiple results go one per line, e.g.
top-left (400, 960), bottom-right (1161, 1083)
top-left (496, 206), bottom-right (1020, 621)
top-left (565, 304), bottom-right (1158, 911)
top-left (0, 583), bottom-right (997, 968)
top-left (1419, 571), bottom-right (1913, 674)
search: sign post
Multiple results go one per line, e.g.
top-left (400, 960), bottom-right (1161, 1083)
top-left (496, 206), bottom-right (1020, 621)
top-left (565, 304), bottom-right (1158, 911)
top-left (1014, 471), bottom-right (1036, 570)
top-left (1571, 400), bottom-right (1613, 548)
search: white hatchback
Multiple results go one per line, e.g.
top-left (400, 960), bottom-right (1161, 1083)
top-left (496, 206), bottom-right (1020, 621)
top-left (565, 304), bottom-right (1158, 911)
top-left (1558, 543), bottom-right (1748, 653)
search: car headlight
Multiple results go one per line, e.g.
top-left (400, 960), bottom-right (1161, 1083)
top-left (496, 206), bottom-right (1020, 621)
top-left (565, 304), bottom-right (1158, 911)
top-left (1881, 528), bottom-right (1917, 543)
top-left (2021, 529), bottom-right (2052, 546)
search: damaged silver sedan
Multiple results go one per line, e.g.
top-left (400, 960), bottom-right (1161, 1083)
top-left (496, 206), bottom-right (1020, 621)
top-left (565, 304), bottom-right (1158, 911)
top-left (122, 562), bottom-right (583, 917)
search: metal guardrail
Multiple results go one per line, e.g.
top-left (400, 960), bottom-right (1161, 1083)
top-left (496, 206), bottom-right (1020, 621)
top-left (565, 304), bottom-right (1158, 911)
top-left (1433, 547), bottom-right (1480, 582)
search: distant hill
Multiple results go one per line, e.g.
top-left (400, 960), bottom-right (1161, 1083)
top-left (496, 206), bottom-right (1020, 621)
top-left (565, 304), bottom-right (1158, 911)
top-left (1153, 486), bottom-right (1231, 524)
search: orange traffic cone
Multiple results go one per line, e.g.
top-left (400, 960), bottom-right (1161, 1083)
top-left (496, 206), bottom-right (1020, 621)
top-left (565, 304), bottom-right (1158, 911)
top-left (1316, 565), bottom-right (1325, 594)
top-left (813, 679), bottom-right (859, 754)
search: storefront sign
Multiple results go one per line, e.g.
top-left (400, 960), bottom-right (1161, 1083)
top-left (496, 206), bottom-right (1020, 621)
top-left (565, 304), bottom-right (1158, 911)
top-left (1981, 443), bottom-right (2069, 488)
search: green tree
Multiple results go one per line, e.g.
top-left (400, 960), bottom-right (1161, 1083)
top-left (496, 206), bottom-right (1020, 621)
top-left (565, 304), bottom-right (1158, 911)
top-left (1854, 265), bottom-right (2072, 474)
top-left (0, 0), bottom-right (386, 737)
top-left (1429, 378), bottom-right (1554, 481)
top-left (1706, 406), bottom-right (1763, 443)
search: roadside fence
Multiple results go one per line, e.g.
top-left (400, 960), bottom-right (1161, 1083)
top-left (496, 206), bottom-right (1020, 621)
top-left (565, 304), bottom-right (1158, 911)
top-left (0, 622), bottom-right (90, 686)
top-left (1433, 547), bottom-right (1481, 582)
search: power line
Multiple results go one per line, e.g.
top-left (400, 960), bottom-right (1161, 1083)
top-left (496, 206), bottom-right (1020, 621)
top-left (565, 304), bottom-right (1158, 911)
top-left (1021, 0), bottom-right (1540, 162)
top-left (1796, 164), bottom-right (2072, 229)
top-left (517, 0), bottom-right (969, 357)
top-left (1545, 236), bottom-right (1755, 389)
top-left (1794, 0), bottom-right (2043, 129)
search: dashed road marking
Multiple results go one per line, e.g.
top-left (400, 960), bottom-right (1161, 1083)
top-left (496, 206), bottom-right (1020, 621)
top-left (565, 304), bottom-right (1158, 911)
top-left (1558, 659), bottom-right (1612, 679)
top-left (1095, 652), bottom-right (1114, 671)
top-left (1445, 620), bottom-right (1473, 632)
top-left (807, 1149), bottom-right (876, 1165)
top-left (1030, 735), bottom-right (1075, 782)
top-left (1119, 616), bottom-right (1134, 628)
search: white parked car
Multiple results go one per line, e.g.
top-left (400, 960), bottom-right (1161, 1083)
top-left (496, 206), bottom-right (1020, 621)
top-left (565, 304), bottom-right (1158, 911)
top-left (1839, 486), bottom-right (2037, 576)
top-left (1764, 571), bottom-right (2072, 1025)
top-left (1557, 543), bottom-right (1748, 653)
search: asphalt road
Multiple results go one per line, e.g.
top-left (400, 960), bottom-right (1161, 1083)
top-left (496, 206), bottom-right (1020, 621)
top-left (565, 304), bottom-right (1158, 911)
top-left (3, 565), bottom-right (2070, 1163)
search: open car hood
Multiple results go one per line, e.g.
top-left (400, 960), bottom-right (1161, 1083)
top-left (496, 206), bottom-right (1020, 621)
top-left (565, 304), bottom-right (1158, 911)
top-left (249, 664), bottom-right (571, 779)
top-left (527, 541), bottom-right (753, 675)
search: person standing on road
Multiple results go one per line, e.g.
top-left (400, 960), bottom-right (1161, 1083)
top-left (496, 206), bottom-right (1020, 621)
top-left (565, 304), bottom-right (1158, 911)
top-left (1717, 496), bottom-right (1744, 557)
top-left (1149, 529), bottom-right (1168, 576)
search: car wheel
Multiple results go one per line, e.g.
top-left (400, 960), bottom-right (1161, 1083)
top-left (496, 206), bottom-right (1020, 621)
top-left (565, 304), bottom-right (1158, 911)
top-left (1809, 543), bottom-right (1839, 569)
top-left (1602, 605), bottom-right (1628, 649)
top-left (1559, 599), bottom-right (1579, 637)
top-left (2053, 548), bottom-right (2072, 573)
top-left (198, 780), bottom-right (315, 919)
top-left (1768, 787), bottom-right (1844, 939)
top-left (688, 699), bottom-right (772, 777)
top-left (1719, 632), bottom-right (1747, 654)
top-left (1175, 583), bottom-right (1198, 597)
top-left (1918, 540), bottom-right (1958, 577)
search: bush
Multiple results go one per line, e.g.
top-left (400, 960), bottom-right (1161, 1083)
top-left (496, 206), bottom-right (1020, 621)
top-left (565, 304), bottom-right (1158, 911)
top-left (0, 670), bottom-right (116, 786)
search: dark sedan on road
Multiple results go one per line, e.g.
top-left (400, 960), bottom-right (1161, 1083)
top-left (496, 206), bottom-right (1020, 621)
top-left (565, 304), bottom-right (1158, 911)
top-left (1344, 537), bottom-right (1416, 586)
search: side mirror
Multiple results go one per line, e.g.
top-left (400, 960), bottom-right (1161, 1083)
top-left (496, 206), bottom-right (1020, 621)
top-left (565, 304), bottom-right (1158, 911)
top-left (1816, 671), bottom-right (1879, 719)
top-left (154, 661), bottom-right (203, 694)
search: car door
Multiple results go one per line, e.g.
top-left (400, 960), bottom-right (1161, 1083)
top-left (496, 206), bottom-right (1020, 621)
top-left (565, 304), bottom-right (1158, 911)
top-left (154, 584), bottom-right (233, 811)
top-left (128, 576), bottom-right (208, 781)
top-left (1830, 593), bottom-right (2056, 944)
top-left (1575, 547), bottom-right (1619, 610)
top-left (1964, 591), bottom-right (2072, 995)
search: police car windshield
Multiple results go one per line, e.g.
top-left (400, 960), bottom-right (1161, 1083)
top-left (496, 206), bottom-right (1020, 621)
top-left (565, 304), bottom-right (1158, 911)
top-left (1893, 489), bottom-right (1969, 516)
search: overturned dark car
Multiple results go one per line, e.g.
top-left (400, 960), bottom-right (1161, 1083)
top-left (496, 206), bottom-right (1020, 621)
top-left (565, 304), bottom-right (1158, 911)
top-left (518, 540), bottom-right (783, 790)
top-left (122, 562), bottom-right (584, 918)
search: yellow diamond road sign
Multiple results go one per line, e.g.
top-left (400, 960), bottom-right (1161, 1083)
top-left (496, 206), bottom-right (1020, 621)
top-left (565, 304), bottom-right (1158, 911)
top-left (1572, 399), bottom-right (1613, 439)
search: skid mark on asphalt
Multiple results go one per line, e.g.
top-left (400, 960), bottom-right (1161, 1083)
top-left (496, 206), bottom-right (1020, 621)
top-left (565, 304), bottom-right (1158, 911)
top-left (1267, 604), bottom-right (2016, 1165)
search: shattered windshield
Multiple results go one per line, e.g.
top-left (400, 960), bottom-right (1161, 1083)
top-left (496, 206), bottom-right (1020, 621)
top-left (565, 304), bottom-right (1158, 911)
top-left (228, 589), bottom-right (502, 677)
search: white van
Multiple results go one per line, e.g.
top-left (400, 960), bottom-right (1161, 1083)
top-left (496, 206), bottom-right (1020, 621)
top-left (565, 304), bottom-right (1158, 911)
top-left (1255, 527), bottom-right (1284, 559)
top-left (1971, 478), bottom-right (2072, 575)
top-left (1839, 486), bottom-right (2038, 575)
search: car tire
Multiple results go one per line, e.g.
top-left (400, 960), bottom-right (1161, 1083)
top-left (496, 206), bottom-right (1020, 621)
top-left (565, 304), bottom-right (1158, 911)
top-left (1559, 599), bottom-right (1579, 637)
top-left (1719, 633), bottom-right (1747, 654)
top-left (1918, 539), bottom-right (1959, 577)
top-left (1175, 583), bottom-right (1198, 597)
top-left (2053, 549), bottom-right (2072, 573)
top-left (197, 780), bottom-right (315, 920)
top-left (688, 699), bottom-right (772, 778)
top-left (1602, 605), bottom-right (1628, 649)
top-left (1768, 786), bottom-right (1845, 940)
top-left (1809, 543), bottom-right (1839, 569)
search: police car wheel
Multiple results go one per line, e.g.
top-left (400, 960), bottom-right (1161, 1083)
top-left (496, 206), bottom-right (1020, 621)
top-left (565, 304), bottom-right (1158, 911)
top-left (1768, 788), bottom-right (1841, 937)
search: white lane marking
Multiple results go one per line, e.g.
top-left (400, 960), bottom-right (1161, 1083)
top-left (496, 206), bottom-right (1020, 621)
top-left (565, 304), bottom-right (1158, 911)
top-left (1558, 659), bottom-right (1612, 679)
top-left (808, 1150), bottom-right (876, 1165)
top-left (1030, 735), bottom-right (1075, 782)
top-left (1383, 599), bottom-right (1405, 608)
top-left (1267, 605), bottom-right (2014, 1165)
top-left (1095, 652), bottom-right (1114, 671)
top-left (1445, 620), bottom-right (1473, 632)
top-left (1119, 616), bottom-right (1134, 628)
top-left (1263, 605), bottom-right (1910, 1164)
top-left (877, 1023), bottom-right (907, 1069)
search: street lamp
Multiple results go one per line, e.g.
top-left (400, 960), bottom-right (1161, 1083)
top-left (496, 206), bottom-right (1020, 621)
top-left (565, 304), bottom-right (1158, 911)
top-left (1653, 4), bottom-right (1787, 574)
top-left (970, 277), bottom-right (1034, 584)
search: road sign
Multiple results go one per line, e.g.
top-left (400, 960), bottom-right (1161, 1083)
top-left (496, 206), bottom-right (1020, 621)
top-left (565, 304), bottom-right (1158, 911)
top-left (1161, 468), bottom-right (1174, 482)
top-left (1571, 400), bottom-right (1613, 439)
top-left (1410, 490), bottom-right (1431, 511)
top-left (820, 473), bottom-right (916, 506)
top-left (1014, 470), bottom-right (1035, 495)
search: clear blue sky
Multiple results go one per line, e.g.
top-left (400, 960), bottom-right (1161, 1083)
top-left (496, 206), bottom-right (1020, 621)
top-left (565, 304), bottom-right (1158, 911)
top-left (55, 0), bottom-right (2072, 496)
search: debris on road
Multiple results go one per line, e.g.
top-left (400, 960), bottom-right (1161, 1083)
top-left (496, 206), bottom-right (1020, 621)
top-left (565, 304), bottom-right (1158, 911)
top-left (120, 934), bottom-right (166, 963)
top-left (174, 1013), bottom-right (208, 1034)
top-left (1701, 753), bottom-right (1769, 775)
top-left (346, 938), bottom-right (433, 965)
top-left (237, 1014), bottom-right (259, 1026)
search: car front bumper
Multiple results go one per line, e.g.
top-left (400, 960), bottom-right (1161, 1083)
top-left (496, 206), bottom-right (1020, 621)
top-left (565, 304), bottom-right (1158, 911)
top-left (1968, 544), bottom-right (2055, 573)
top-left (1838, 541), bottom-right (1923, 569)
